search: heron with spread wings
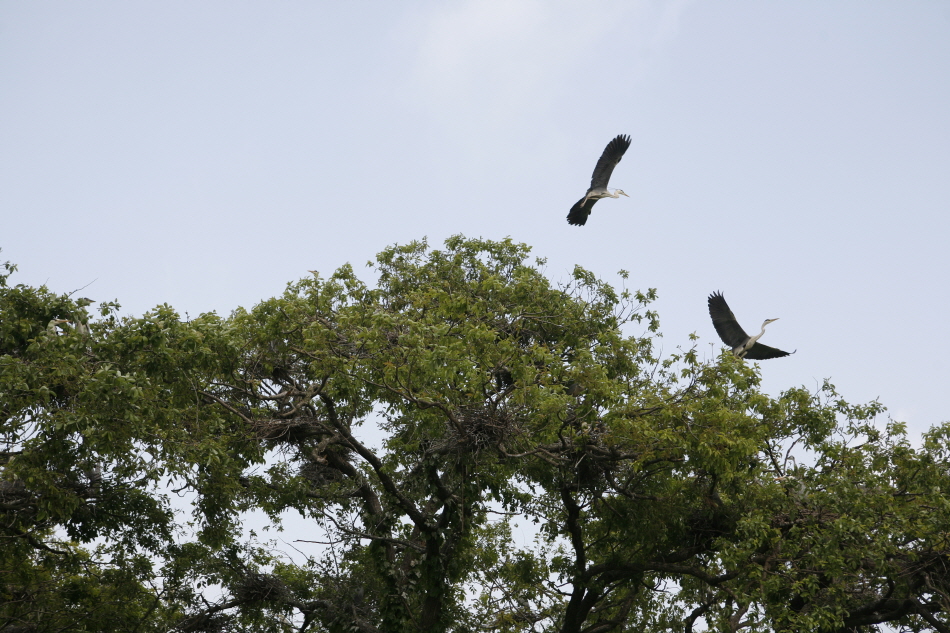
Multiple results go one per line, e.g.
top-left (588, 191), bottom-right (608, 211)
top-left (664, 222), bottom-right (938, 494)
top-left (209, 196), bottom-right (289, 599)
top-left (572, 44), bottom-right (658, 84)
top-left (707, 292), bottom-right (794, 360)
top-left (567, 134), bottom-right (631, 226)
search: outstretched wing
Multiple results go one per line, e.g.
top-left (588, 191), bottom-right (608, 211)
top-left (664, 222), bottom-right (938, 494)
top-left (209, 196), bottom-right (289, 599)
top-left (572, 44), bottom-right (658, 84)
top-left (707, 291), bottom-right (750, 348)
top-left (744, 343), bottom-right (794, 360)
top-left (590, 134), bottom-right (631, 190)
top-left (567, 196), bottom-right (599, 226)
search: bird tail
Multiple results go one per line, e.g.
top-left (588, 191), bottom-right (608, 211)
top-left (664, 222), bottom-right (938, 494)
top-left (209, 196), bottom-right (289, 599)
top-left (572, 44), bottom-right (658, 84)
top-left (567, 198), bottom-right (591, 226)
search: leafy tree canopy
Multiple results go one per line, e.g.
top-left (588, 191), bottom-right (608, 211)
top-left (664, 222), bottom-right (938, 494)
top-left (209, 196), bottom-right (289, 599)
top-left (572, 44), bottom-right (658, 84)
top-left (1, 237), bottom-right (949, 633)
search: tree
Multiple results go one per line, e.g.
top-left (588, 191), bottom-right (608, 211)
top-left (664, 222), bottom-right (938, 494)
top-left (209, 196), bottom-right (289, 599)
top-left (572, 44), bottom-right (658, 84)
top-left (1, 238), bottom-right (949, 632)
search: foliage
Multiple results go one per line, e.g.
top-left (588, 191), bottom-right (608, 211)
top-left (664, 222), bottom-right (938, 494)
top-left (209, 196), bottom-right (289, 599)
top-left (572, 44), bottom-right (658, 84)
top-left (1, 239), bottom-right (949, 632)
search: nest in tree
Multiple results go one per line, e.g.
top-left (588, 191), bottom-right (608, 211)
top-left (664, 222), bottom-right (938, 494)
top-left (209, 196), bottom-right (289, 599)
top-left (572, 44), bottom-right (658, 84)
top-left (299, 458), bottom-right (346, 487)
top-left (252, 417), bottom-right (324, 443)
top-left (0, 479), bottom-right (28, 501)
top-left (175, 613), bottom-right (233, 633)
top-left (684, 505), bottom-right (737, 545)
top-left (442, 405), bottom-right (522, 455)
top-left (233, 572), bottom-right (290, 603)
top-left (572, 453), bottom-right (608, 492)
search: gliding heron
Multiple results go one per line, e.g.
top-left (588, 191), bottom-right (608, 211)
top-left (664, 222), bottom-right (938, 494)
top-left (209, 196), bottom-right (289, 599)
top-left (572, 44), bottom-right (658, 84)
top-left (707, 292), bottom-right (794, 360)
top-left (567, 134), bottom-right (631, 226)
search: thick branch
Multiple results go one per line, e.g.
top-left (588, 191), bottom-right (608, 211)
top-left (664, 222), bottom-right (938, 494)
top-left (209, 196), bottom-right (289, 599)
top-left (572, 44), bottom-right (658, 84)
top-left (321, 394), bottom-right (432, 532)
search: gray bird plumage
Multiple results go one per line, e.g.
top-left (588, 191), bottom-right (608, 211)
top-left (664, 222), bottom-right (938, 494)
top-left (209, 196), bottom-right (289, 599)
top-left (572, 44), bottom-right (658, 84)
top-left (567, 134), bottom-right (631, 226)
top-left (707, 292), bottom-right (793, 360)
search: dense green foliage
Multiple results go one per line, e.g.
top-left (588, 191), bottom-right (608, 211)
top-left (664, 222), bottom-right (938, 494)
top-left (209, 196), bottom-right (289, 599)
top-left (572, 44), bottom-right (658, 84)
top-left (2, 238), bottom-right (949, 632)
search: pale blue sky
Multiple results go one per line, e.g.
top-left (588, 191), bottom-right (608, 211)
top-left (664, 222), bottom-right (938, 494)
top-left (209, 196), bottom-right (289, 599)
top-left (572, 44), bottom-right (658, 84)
top-left (2, 2), bottom-right (949, 435)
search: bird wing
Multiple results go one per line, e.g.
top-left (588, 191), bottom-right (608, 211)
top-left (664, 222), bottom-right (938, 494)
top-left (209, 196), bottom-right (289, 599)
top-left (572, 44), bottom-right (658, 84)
top-left (589, 134), bottom-right (631, 190)
top-left (743, 343), bottom-right (794, 360)
top-left (707, 292), bottom-right (751, 348)
top-left (567, 196), bottom-right (599, 226)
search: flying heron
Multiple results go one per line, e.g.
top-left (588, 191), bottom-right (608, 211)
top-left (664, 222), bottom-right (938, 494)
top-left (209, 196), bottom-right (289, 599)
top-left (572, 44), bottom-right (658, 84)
top-left (567, 134), bottom-right (631, 226)
top-left (707, 292), bottom-right (794, 360)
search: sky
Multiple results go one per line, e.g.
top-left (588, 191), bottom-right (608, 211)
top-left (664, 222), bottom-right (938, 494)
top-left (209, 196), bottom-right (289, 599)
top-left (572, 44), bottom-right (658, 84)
top-left (2, 2), bottom-right (949, 439)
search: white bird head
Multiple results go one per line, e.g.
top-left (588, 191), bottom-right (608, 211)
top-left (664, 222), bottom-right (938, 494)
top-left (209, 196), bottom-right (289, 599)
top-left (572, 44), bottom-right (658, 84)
top-left (762, 318), bottom-right (780, 327)
top-left (614, 189), bottom-right (629, 197)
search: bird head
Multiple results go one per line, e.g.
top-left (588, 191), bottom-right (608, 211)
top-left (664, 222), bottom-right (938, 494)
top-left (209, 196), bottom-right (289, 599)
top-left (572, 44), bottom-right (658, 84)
top-left (763, 318), bottom-right (780, 327)
top-left (614, 189), bottom-right (629, 197)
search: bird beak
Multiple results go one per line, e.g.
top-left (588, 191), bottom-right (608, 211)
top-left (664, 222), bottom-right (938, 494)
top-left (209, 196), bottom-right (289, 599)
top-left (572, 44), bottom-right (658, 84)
top-left (619, 191), bottom-right (629, 197)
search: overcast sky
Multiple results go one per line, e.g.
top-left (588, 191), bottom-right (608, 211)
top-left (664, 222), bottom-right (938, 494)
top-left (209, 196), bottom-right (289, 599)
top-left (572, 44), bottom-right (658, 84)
top-left (2, 2), bottom-right (949, 438)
